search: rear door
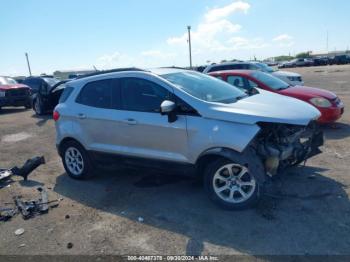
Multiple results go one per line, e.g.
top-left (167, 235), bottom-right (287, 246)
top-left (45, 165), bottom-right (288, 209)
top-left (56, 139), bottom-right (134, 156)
top-left (74, 79), bottom-right (117, 151)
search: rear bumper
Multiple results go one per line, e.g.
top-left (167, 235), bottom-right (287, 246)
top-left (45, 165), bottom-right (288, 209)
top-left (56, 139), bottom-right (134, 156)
top-left (0, 96), bottom-right (31, 107)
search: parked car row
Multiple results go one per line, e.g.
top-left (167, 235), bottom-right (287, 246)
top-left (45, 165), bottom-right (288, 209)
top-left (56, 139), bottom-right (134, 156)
top-left (279, 55), bottom-right (350, 68)
top-left (203, 61), bottom-right (304, 86)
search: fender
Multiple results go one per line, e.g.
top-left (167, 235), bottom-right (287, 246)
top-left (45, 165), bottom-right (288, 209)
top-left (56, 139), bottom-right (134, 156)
top-left (196, 147), bottom-right (266, 183)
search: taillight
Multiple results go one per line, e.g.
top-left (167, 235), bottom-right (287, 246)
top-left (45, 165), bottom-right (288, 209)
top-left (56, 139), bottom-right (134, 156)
top-left (53, 111), bottom-right (60, 121)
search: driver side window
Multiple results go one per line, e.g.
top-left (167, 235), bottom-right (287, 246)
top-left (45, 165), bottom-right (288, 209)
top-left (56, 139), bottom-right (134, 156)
top-left (120, 78), bottom-right (172, 113)
top-left (227, 76), bottom-right (246, 90)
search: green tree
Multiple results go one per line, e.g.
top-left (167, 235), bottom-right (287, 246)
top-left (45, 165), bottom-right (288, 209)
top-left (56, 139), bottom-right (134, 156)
top-left (295, 52), bottom-right (311, 59)
top-left (273, 55), bottom-right (294, 62)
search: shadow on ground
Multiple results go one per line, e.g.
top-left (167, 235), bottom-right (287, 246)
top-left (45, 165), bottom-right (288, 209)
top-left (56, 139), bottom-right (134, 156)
top-left (31, 114), bottom-right (51, 127)
top-left (322, 122), bottom-right (350, 140)
top-left (0, 108), bottom-right (28, 115)
top-left (54, 165), bottom-right (350, 255)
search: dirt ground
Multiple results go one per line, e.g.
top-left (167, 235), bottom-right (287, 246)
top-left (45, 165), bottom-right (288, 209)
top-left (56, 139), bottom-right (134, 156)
top-left (0, 65), bottom-right (350, 256)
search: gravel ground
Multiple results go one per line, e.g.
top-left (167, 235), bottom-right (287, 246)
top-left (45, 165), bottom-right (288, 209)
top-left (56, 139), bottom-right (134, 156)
top-left (0, 65), bottom-right (350, 256)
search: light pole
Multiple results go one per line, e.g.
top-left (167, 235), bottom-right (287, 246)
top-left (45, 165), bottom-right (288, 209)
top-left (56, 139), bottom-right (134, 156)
top-left (187, 25), bottom-right (192, 69)
top-left (25, 52), bottom-right (32, 76)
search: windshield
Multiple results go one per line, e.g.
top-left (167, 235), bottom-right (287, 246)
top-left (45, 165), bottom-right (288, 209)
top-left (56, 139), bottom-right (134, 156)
top-left (251, 71), bottom-right (290, 90)
top-left (43, 77), bottom-right (59, 87)
top-left (0, 77), bottom-right (17, 85)
top-left (255, 63), bottom-right (275, 73)
top-left (161, 71), bottom-right (246, 103)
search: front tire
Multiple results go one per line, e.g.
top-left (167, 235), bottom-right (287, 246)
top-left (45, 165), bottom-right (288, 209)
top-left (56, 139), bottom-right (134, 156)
top-left (33, 97), bottom-right (44, 115)
top-left (61, 140), bottom-right (95, 179)
top-left (204, 159), bottom-right (259, 210)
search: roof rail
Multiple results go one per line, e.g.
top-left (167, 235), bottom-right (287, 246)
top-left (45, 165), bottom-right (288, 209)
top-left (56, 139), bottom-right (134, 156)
top-left (159, 66), bottom-right (191, 70)
top-left (75, 67), bottom-right (147, 79)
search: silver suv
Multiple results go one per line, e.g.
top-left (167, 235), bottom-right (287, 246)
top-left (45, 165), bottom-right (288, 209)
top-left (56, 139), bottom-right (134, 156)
top-left (54, 68), bottom-right (323, 209)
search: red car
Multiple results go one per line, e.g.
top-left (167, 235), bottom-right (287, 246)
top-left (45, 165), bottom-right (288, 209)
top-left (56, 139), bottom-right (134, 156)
top-left (0, 76), bottom-right (32, 110)
top-left (209, 70), bottom-right (344, 123)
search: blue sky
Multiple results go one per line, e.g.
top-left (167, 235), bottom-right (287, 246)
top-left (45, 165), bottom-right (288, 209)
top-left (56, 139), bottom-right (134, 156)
top-left (1, 0), bottom-right (350, 76)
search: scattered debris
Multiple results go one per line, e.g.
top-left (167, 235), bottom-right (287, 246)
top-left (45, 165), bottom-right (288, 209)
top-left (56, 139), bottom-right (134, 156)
top-left (0, 156), bottom-right (45, 183)
top-left (1, 186), bottom-right (61, 222)
top-left (18, 244), bottom-right (26, 248)
top-left (138, 217), bottom-right (144, 223)
top-left (14, 187), bottom-right (58, 220)
top-left (67, 242), bottom-right (73, 249)
top-left (14, 228), bottom-right (25, 236)
top-left (0, 207), bottom-right (17, 221)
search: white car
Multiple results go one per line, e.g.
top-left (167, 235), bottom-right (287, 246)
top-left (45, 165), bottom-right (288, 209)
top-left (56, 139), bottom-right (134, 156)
top-left (253, 63), bottom-right (304, 86)
top-left (271, 70), bottom-right (304, 86)
top-left (203, 62), bottom-right (304, 86)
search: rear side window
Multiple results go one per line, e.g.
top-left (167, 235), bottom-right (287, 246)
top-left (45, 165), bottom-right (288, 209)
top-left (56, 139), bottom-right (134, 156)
top-left (59, 86), bottom-right (73, 103)
top-left (120, 78), bottom-right (171, 112)
top-left (23, 78), bottom-right (42, 91)
top-left (76, 79), bottom-right (112, 109)
top-left (208, 64), bottom-right (244, 72)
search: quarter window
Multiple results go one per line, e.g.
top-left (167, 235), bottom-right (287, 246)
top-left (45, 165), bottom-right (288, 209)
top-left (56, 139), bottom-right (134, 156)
top-left (120, 78), bottom-right (171, 112)
top-left (77, 79), bottom-right (112, 109)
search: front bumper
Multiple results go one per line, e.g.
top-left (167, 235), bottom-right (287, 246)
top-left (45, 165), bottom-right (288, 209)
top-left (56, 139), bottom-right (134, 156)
top-left (317, 105), bottom-right (344, 123)
top-left (0, 96), bottom-right (31, 107)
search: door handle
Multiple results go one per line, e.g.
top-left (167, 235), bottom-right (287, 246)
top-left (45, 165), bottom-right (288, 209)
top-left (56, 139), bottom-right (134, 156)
top-left (78, 113), bottom-right (86, 119)
top-left (122, 118), bottom-right (138, 125)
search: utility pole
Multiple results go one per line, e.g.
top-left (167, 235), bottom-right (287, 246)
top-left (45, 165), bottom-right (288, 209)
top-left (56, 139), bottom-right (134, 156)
top-left (25, 52), bottom-right (32, 76)
top-left (326, 31), bottom-right (329, 55)
top-left (187, 26), bottom-right (192, 69)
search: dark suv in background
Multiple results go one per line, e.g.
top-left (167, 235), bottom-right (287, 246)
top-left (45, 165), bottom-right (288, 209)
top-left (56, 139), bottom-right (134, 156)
top-left (22, 76), bottom-right (59, 95)
top-left (22, 76), bottom-right (60, 114)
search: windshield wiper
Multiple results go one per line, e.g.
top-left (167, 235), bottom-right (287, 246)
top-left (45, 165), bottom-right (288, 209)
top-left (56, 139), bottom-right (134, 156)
top-left (236, 94), bottom-right (248, 100)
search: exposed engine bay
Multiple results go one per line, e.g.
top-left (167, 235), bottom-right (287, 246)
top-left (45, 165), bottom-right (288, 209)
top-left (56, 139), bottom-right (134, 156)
top-left (255, 121), bottom-right (324, 176)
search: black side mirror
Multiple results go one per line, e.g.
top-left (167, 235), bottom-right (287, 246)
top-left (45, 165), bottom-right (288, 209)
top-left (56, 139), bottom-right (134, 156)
top-left (160, 100), bottom-right (177, 123)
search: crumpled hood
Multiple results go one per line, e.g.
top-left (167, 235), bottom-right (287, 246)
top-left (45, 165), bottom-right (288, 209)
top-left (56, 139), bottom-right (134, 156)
top-left (272, 70), bottom-right (301, 77)
top-left (280, 85), bottom-right (337, 100)
top-left (201, 89), bottom-right (321, 126)
top-left (0, 84), bottom-right (30, 91)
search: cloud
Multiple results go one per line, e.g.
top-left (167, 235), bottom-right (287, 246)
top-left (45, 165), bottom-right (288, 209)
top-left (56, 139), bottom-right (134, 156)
top-left (273, 34), bottom-right (293, 42)
top-left (96, 52), bottom-right (136, 69)
top-left (227, 37), bottom-right (269, 49)
top-left (141, 50), bottom-right (176, 59)
top-left (272, 34), bottom-right (294, 47)
top-left (166, 1), bottom-right (250, 53)
top-left (96, 50), bottom-right (178, 70)
top-left (94, 3), bottom-right (295, 69)
top-left (205, 1), bottom-right (250, 22)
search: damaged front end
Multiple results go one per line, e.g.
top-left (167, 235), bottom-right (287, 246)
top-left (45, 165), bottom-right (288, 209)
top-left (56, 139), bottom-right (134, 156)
top-left (255, 121), bottom-right (324, 176)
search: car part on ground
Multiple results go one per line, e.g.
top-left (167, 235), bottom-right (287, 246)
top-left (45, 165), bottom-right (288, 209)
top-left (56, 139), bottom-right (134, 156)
top-left (0, 156), bottom-right (45, 183)
top-left (0, 187), bottom-right (60, 221)
top-left (54, 68), bottom-right (323, 209)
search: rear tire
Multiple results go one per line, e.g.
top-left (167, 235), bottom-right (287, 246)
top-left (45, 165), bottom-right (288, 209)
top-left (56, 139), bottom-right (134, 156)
top-left (61, 140), bottom-right (95, 179)
top-left (204, 158), bottom-right (260, 210)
